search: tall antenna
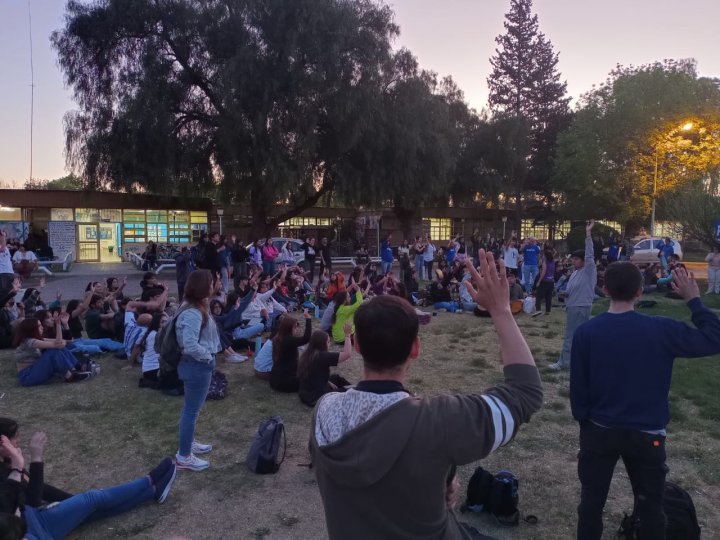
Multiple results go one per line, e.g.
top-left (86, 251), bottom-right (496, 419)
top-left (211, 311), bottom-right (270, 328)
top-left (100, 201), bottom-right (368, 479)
top-left (28, 0), bottom-right (35, 184)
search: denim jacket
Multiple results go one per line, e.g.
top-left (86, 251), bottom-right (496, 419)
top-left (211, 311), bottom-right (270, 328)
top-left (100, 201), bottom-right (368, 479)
top-left (176, 306), bottom-right (221, 363)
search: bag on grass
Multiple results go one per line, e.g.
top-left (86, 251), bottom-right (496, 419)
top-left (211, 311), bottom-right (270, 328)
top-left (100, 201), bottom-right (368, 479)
top-left (463, 467), bottom-right (520, 526)
top-left (246, 416), bottom-right (286, 474)
top-left (206, 370), bottom-right (228, 400)
top-left (522, 296), bottom-right (535, 314)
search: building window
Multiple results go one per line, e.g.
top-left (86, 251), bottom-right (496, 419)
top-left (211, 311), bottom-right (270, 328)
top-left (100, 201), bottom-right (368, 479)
top-left (169, 211), bottom-right (191, 243)
top-left (597, 220), bottom-right (623, 235)
top-left (521, 220), bottom-right (549, 240)
top-left (147, 223), bottom-right (168, 242)
top-left (123, 210), bottom-right (146, 223)
top-left (99, 209), bottom-right (122, 222)
top-left (51, 208), bottom-right (74, 221)
top-left (424, 218), bottom-right (452, 241)
top-left (75, 208), bottom-right (101, 222)
top-left (191, 224), bottom-right (206, 241)
top-left (278, 216), bottom-right (333, 228)
top-left (0, 207), bottom-right (22, 221)
top-left (146, 210), bottom-right (168, 224)
top-left (190, 211), bottom-right (208, 224)
top-left (123, 223), bottom-right (146, 243)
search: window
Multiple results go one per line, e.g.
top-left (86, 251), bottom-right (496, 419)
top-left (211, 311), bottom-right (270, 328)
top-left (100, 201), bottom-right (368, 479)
top-left (99, 209), bottom-right (122, 222)
top-left (123, 223), bottom-right (146, 243)
top-left (123, 210), bottom-right (146, 222)
top-left (147, 223), bottom-right (168, 242)
top-left (191, 224), bottom-right (206, 242)
top-left (0, 207), bottom-right (22, 221)
top-left (51, 208), bottom-right (74, 221)
top-left (521, 220), bottom-right (549, 240)
top-left (635, 240), bottom-right (652, 251)
top-left (278, 216), bottom-right (333, 228)
top-left (424, 218), bottom-right (452, 241)
top-left (75, 208), bottom-right (101, 222)
top-left (190, 211), bottom-right (208, 224)
top-left (146, 210), bottom-right (168, 223)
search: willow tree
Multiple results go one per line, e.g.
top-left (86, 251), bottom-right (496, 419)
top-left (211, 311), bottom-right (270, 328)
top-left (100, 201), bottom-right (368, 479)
top-left (53, 0), bottom-right (400, 236)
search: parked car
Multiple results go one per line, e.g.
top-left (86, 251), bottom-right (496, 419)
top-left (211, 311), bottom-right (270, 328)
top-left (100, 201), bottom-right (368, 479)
top-left (629, 237), bottom-right (683, 266)
top-left (246, 238), bottom-right (305, 265)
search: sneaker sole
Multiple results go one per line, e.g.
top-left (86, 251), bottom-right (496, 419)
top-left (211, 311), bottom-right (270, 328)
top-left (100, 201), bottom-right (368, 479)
top-left (175, 461), bottom-right (210, 471)
top-left (191, 445), bottom-right (213, 454)
top-left (157, 465), bottom-right (177, 503)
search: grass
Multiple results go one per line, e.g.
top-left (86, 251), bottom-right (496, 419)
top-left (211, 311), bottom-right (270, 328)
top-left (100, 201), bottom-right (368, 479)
top-left (3, 288), bottom-right (720, 539)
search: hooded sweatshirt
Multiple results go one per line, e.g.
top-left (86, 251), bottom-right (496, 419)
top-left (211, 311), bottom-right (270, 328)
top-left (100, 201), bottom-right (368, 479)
top-left (310, 363), bottom-right (543, 540)
top-left (565, 236), bottom-right (597, 308)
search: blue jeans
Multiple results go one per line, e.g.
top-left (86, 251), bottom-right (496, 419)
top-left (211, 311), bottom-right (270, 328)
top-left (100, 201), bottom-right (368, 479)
top-left (178, 355), bottom-right (215, 456)
top-left (25, 476), bottom-right (153, 539)
top-left (220, 266), bottom-right (229, 293)
top-left (460, 301), bottom-right (478, 312)
top-left (559, 305), bottom-right (592, 368)
top-left (262, 260), bottom-right (276, 275)
top-left (231, 323), bottom-right (265, 341)
top-left (68, 338), bottom-right (124, 355)
top-left (381, 261), bottom-right (392, 275)
top-left (433, 301), bottom-right (459, 313)
top-left (522, 264), bottom-right (539, 292)
top-left (18, 349), bottom-right (77, 386)
top-left (414, 255), bottom-right (425, 280)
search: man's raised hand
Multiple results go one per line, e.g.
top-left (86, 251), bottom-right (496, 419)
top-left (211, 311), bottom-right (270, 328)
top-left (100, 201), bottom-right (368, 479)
top-left (671, 267), bottom-right (700, 302)
top-left (463, 250), bottom-right (510, 316)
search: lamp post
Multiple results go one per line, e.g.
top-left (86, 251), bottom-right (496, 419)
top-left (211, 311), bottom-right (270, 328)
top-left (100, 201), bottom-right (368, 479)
top-left (649, 122), bottom-right (693, 236)
top-left (501, 216), bottom-right (508, 239)
top-left (216, 208), bottom-right (224, 235)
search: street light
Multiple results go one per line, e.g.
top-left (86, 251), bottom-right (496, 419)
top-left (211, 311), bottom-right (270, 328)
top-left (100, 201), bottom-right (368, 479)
top-left (216, 208), bottom-right (224, 235)
top-left (649, 122), bottom-right (694, 236)
top-left (501, 216), bottom-right (508, 239)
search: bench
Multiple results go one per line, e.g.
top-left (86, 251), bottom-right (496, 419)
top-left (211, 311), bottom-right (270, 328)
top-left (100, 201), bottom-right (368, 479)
top-left (127, 253), bottom-right (176, 274)
top-left (34, 253), bottom-right (74, 277)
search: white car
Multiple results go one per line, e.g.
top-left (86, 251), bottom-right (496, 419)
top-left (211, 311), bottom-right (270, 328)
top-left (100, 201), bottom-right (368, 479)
top-left (629, 237), bottom-right (683, 266)
top-left (246, 238), bottom-right (305, 265)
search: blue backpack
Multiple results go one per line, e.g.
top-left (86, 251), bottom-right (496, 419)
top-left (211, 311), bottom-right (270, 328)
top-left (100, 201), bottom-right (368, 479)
top-left (464, 467), bottom-right (520, 526)
top-left (246, 416), bottom-right (286, 474)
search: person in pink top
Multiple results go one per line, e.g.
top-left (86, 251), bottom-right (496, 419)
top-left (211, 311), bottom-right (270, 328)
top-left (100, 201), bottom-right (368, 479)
top-left (262, 239), bottom-right (279, 276)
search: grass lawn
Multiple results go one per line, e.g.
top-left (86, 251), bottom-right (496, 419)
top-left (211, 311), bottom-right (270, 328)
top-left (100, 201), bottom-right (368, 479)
top-left (2, 287), bottom-right (720, 539)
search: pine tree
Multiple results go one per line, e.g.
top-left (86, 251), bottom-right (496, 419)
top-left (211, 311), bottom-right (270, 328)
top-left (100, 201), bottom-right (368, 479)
top-left (487, 0), bottom-right (570, 219)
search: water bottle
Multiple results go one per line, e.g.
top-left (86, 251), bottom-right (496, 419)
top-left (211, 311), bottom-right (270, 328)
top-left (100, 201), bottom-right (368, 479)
top-left (314, 304), bottom-right (320, 318)
top-left (255, 336), bottom-right (263, 353)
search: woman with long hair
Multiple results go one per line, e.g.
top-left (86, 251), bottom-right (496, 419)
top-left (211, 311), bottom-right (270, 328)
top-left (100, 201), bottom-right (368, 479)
top-left (0, 424), bottom-right (175, 539)
top-left (330, 279), bottom-right (362, 344)
top-left (14, 317), bottom-right (92, 386)
top-left (297, 325), bottom-right (353, 407)
top-left (262, 239), bottom-right (279, 276)
top-left (174, 270), bottom-right (221, 472)
top-left (270, 310), bottom-right (312, 393)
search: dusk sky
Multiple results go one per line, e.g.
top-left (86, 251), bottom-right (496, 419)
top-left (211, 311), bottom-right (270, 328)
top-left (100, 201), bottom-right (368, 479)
top-left (1, 0), bottom-right (719, 185)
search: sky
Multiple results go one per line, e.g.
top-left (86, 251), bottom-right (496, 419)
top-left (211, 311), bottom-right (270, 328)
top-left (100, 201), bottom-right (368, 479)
top-left (1, 0), bottom-right (719, 186)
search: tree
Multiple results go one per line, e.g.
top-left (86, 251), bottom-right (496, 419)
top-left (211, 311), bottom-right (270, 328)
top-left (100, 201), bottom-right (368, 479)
top-left (53, 0), bottom-right (401, 237)
top-left (24, 174), bottom-right (85, 190)
top-left (487, 0), bottom-right (570, 211)
top-left (552, 60), bottom-right (720, 228)
top-left (660, 181), bottom-right (720, 249)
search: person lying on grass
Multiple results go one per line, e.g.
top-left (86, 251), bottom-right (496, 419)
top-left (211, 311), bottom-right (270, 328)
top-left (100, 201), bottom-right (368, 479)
top-left (310, 251), bottom-right (543, 540)
top-left (0, 431), bottom-right (176, 540)
top-left (14, 316), bottom-right (94, 386)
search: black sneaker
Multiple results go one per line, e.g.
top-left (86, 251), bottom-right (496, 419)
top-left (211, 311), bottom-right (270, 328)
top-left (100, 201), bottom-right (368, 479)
top-left (148, 457), bottom-right (173, 486)
top-left (66, 371), bottom-right (92, 383)
top-left (154, 463), bottom-right (177, 503)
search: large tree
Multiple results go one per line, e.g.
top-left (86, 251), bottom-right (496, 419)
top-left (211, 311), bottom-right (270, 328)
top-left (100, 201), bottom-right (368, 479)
top-left (552, 59), bottom-right (720, 229)
top-left (52, 0), bottom-right (403, 236)
top-left (487, 0), bottom-right (570, 213)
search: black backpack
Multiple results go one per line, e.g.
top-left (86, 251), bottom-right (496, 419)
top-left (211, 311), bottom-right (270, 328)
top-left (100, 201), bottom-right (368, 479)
top-left (246, 416), bottom-right (286, 474)
top-left (464, 467), bottom-right (520, 526)
top-left (616, 481), bottom-right (700, 540)
top-left (155, 305), bottom-right (207, 375)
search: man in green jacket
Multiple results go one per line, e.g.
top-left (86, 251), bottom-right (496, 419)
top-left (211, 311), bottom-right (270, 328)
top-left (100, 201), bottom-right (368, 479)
top-left (310, 251), bottom-right (543, 539)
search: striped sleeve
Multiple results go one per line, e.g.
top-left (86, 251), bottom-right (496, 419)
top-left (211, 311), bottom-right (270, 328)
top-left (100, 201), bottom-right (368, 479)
top-left (481, 393), bottom-right (516, 452)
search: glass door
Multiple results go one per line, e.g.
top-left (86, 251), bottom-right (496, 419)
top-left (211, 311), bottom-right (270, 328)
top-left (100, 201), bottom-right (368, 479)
top-left (99, 223), bottom-right (120, 262)
top-left (77, 223), bottom-right (100, 262)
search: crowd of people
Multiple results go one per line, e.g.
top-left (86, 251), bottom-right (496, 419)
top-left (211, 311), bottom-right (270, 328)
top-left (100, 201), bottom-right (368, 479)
top-left (1, 222), bottom-right (720, 539)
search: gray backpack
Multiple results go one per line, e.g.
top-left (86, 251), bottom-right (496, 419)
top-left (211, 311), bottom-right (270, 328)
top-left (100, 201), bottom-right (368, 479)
top-left (155, 305), bottom-right (206, 374)
top-left (246, 416), bottom-right (286, 474)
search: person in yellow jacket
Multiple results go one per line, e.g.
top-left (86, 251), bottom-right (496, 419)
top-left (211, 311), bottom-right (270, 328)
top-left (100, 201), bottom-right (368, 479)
top-left (331, 279), bottom-right (363, 344)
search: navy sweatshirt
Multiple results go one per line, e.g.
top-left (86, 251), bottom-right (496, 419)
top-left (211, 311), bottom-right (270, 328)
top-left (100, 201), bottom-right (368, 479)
top-left (570, 298), bottom-right (720, 431)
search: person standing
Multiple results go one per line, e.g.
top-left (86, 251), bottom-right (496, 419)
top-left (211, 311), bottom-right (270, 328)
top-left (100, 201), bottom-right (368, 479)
top-left (317, 237), bottom-right (332, 283)
top-left (549, 220), bottom-right (597, 371)
top-left (0, 231), bottom-right (15, 298)
top-left (203, 232), bottom-right (222, 276)
top-left (218, 235), bottom-right (231, 293)
top-left (302, 237), bottom-right (317, 283)
top-left (571, 263), bottom-right (720, 539)
top-left (175, 270), bottom-right (221, 472)
top-left (174, 247), bottom-right (195, 302)
top-left (231, 236), bottom-right (248, 290)
top-left (658, 237), bottom-right (675, 273)
top-left (412, 236), bottom-right (426, 281)
top-left (706, 245), bottom-right (720, 294)
top-left (380, 235), bottom-right (393, 276)
top-left (261, 239), bottom-right (279, 276)
top-left (534, 250), bottom-right (555, 315)
top-left (502, 238), bottom-right (519, 276)
top-left (422, 236), bottom-right (435, 281)
top-left (520, 237), bottom-right (541, 293)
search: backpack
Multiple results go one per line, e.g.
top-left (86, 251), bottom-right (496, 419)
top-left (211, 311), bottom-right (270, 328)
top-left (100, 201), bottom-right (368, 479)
top-left (246, 416), bottom-right (286, 474)
top-left (616, 481), bottom-right (700, 540)
top-left (155, 305), bottom-right (207, 374)
top-left (523, 296), bottom-right (535, 314)
top-left (464, 467), bottom-right (520, 526)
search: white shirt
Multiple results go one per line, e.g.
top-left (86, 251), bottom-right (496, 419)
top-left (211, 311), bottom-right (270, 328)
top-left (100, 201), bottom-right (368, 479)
top-left (142, 331), bottom-right (160, 372)
top-left (12, 251), bottom-right (37, 263)
top-left (423, 243), bottom-right (436, 262)
top-left (0, 249), bottom-right (14, 274)
top-left (503, 247), bottom-right (519, 269)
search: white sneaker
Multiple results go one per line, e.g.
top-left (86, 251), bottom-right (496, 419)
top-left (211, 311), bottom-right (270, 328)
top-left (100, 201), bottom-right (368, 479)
top-left (191, 440), bottom-right (213, 454)
top-left (548, 362), bottom-right (567, 371)
top-left (226, 353), bottom-right (247, 363)
top-left (175, 452), bottom-right (210, 471)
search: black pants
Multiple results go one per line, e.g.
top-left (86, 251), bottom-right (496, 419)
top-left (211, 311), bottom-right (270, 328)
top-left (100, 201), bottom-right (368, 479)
top-left (577, 422), bottom-right (667, 540)
top-left (535, 280), bottom-right (553, 313)
top-left (305, 258), bottom-right (316, 284)
top-left (318, 259), bottom-right (331, 284)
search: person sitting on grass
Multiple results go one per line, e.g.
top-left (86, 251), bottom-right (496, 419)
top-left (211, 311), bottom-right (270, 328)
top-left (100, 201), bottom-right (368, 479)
top-left (298, 324), bottom-right (353, 407)
top-left (14, 317), bottom-right (94, 386)
top-left (0, 418), bottom-right (71, 506)
top-left (331, 279), bottom-right (363, 345)
top-left (270, 311), bottom-right (312, 393)
top-left (135, 312), bottom-right (170, 388)
top-left (106, 276), bottom-right (127, 302)
top-left (0, 431), bottom-right (176, 540)
top-left (84, 293), bottom-right (120, 341)
top-left (310, 253), bottom-right (543, 540)
top-left (428, 270), bottom-right (458, 313)
top-left (570, 262), bottom-right (720, 539)
top-left (21, 287), bottom-right (46, 315)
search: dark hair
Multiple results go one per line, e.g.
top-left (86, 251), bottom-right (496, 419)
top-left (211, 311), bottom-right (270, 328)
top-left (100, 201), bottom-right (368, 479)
top-left (604, 262), bottom-right (643, 301)
top-left (141, 287), bottom-right (164, 302)
top-left (225, 292), bottom-right (239, 312)
top-left (271, 316), bottom-right (298, 365)
top-left (142, 271), bottom-right (156, 282)
top-left (90, 294), bottom-right (104, 307)
top-left (148, 312), bottom-right (166, 332)
top-left (13, 317), bottom-right (43, 347)
top-left (331, 291), bottom-right (348, 325)
top-left (354, 296), bottom-right (418, 372)
top-left (0, 513), bottom-right (26, 540)
top-left (66, 299), bottom-right (80, 315)
top-left (0, 418), bottom-right (19, 439)
top-left (21, 288), bottom-right (39, 302)
top-left (106, 277), bottom-right (119, 290)
top-left (85, 281), bottom-right (100, 292)
top-left (297, 330), bottom-right (329, 381)
top-left (183, 270), bottom-right (213, 313)
top-left (543, 250), bottom-right (554, 262)
top-left (210, 299), bottom-right (223, 313)
top-left (571, 249), bottom-right (584, 259)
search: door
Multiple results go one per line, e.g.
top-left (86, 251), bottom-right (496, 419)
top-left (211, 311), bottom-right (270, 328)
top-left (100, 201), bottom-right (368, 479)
top-left (99, 223), bottom-right (119, 262)
top-left (77, 223), bottom-right (100, 262)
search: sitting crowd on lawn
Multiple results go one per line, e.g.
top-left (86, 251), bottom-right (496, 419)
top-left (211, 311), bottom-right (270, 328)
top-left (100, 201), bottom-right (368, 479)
top-left (2, 221), bottom-right (720, 539)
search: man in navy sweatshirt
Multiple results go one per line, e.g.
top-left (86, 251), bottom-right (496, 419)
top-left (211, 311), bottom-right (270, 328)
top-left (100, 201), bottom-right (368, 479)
top-left (570, 262), bottom-right (720, 539)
